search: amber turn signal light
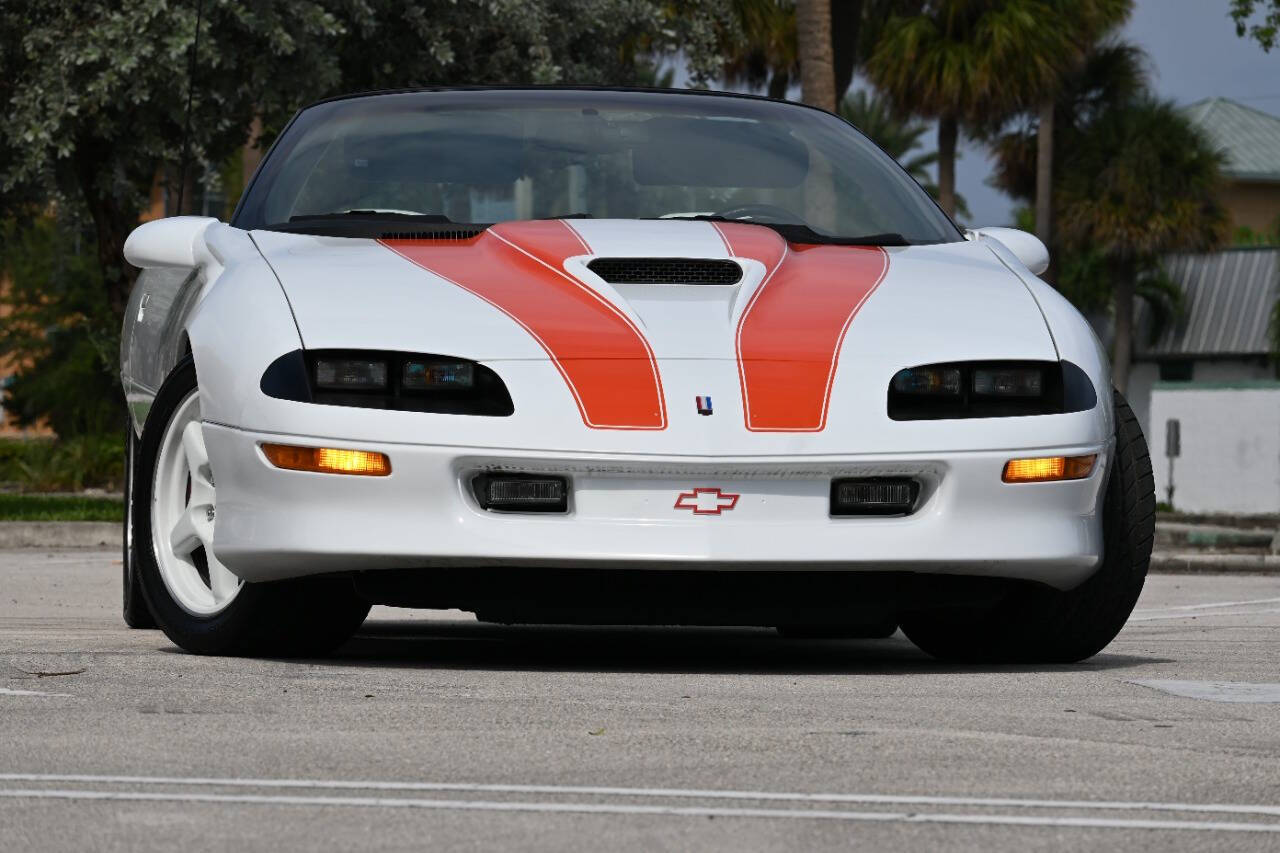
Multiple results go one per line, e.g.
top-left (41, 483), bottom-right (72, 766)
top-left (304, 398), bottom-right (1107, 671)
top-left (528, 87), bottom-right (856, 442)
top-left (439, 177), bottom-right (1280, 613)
top-left (1002, 454), bottom-right (1096, 484)
top-left (261, 443), bottom-right (391, 476)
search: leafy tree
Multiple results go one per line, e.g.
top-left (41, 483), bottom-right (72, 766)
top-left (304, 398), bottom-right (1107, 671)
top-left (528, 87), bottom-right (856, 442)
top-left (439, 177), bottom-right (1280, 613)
top-left (1025, 0), bottom-right (1130, 260)
top-left (0, 0), bottom-right (734, 436)
top-left (1054, 97), bottom-right (1227, 391)
top-left (865, 0), bottom-right (1078, 217)
top-left (0, 216), bottom-right (124, 437)
top-left (1231, 0), bottom-right (1280, 50)
top-left (0, 0), bottom-right (734, 322)
top-left (722, 1), bottom-right (917, 101)
top-left (839, 89), bottom-right (970, 218)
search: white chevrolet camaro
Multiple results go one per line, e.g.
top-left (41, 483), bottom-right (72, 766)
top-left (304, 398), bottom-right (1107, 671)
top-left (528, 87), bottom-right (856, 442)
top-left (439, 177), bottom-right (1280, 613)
top-left (120, 87), bottom-right (1153, 661)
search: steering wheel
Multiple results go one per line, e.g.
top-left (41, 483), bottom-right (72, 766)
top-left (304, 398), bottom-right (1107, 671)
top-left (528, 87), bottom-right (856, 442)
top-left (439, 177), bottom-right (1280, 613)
top-left (711, 203), bottom-right (805, 224)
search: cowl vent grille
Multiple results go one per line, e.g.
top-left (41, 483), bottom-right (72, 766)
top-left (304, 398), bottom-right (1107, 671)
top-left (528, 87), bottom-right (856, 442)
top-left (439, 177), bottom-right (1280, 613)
top-left (380, 226), bottom-right (487, 241)
top-left (588, 258), bottom-right (743, 285)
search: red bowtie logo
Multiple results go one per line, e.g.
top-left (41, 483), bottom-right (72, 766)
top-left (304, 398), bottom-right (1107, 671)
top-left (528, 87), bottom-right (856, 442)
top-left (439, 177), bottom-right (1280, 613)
top-left (674, 487), bottom-right (740, 516)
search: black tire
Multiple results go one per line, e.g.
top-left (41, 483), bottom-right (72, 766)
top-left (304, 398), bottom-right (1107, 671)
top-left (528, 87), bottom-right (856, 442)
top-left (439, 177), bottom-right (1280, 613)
top-left (900, 390), bottom-right (1155, 663)
top-left (134, 357), bottom-right (370, 657)
top-left (123, 423), bottom-right (157, 629)
top-left (777, 622), bottom-right (898, 640)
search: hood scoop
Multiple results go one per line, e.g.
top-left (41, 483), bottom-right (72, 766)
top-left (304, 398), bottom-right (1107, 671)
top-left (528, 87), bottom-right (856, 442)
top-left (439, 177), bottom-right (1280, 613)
top-left (587, 257), bottom-right (742, 285)
top-left (379, 225), bottom-right (488, 241)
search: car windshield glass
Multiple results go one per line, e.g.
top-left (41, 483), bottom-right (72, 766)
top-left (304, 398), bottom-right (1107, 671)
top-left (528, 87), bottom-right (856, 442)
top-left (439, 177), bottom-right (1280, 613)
top-left (234, 89), bottom-right (961, 244)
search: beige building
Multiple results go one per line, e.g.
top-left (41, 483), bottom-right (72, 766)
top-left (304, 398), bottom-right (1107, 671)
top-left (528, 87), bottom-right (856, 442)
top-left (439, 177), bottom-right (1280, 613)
top-left (1184, 97), bottom-right (1280, 234)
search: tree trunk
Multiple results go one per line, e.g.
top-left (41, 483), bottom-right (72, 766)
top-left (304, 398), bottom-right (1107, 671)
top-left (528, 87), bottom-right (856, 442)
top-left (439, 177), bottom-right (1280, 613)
top-left (936, 113), bottom-right (958, 218)
top-left (797, 0), bottom-right (836, 111)
top-left (71, 146), bottom-right (141, 320)
top-left (1035, 97), bottom-right (1054, 257)
top-left (831, 0), bottom-right (866, 103)
top-left (1112, 270), bottom-right (1135, 394)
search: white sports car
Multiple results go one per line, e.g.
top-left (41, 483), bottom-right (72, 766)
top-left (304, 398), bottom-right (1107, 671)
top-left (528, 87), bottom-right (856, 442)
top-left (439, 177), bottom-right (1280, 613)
top-left (120, 87), bottom-right (1153, 661)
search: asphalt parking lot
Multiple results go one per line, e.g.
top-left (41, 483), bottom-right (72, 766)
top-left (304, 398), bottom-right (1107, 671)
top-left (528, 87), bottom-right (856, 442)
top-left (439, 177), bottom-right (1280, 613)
top-left (1, 549), bottom-right (1278, 851)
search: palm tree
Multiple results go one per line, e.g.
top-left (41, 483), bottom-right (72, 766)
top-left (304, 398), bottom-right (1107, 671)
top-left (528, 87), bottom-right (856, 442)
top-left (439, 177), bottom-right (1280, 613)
top-left (722, 0), bottom-right (798, 99)
top-left (722, 1), bottom-right (916, 103)
top-left (1054, 97), bottom-right (1227, 392)
top-left (839, 89), bottom-right (970, 219)
top-left (1028, 0), bottom-right (1131, 255)
top-left (796, 0), bottom-right (836, 110)
top-left (865, 0), bottom-right (1077, 217)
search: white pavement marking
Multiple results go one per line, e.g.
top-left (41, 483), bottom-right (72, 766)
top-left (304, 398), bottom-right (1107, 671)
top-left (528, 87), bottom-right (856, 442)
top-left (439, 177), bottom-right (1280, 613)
top-left (0, 788), bottom-right (1278, 834)
top-left (0, 687), bottom-right (71, 697)
top-left (1133, 597), bottom-right (1280, 614)
top-left (2, 774), bottom-right (1279, 819)
top-left (1128, 608), bottom-right (1280, 623)
top-left (1128, 680), bottom-right (1280, 704)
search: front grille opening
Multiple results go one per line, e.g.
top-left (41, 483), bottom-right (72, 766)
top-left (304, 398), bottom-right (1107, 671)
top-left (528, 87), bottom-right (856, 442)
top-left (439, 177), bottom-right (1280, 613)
top-left (472, 473), bottom-right (569, 514)
top-left (587, 257), bottom-right (743, 285)
top-left (830, 478), bottom-right (920, 517)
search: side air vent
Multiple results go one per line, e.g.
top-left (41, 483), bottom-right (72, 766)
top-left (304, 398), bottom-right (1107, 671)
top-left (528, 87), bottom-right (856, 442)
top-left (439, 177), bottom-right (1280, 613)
top-left (587, 258), bottom-right (743, 285)
top-left (380, 226), bottom-right (488, 241)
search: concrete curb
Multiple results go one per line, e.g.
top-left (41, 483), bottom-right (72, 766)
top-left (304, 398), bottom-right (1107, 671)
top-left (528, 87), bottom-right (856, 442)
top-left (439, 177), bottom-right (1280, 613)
top-left (0, 522), bottom-right (118, 549)
top-left (1150, 553), bottom-right (1280, 574)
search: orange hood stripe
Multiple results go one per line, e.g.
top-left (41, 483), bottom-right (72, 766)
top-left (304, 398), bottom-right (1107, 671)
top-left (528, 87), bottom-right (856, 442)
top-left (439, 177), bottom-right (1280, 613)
top-left (380, 221), bottom-right (667, 430)
top-left (716, 222), bottom-right (890, 432)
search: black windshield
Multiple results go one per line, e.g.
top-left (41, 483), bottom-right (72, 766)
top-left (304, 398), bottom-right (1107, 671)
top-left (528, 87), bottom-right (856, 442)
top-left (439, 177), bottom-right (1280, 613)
top-left (234, 88), bottom-right (961, 245)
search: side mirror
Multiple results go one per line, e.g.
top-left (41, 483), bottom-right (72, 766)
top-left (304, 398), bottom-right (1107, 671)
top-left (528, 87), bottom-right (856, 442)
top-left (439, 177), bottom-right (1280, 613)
top-left (123, 216), bottom-right (219, 269)
top-left (969, 227), bottom-right (1049, 276)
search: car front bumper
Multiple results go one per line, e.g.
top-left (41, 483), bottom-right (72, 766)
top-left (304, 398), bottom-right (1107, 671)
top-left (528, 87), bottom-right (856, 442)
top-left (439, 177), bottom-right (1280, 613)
top-left (203, 423), bottom-right (1110, 591)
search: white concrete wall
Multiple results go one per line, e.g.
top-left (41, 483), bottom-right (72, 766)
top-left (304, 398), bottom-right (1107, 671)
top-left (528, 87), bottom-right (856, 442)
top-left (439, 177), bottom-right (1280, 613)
top-left (1127, 358), bottom-right (1274, 439)
top-left (1147, 383), bottom-right (1280, 515)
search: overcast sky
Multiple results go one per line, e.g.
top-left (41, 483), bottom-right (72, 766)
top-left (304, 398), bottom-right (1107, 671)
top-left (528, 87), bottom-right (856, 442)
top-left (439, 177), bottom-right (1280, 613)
top-left (956, 0), bottom-right (1280, 225)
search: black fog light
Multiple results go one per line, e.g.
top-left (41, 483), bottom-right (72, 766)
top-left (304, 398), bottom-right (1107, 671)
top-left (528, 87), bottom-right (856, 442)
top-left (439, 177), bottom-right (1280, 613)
top-left (473, 474), bottom-right (568, 513)
top-left (830, 478), bottom-right (919, 516)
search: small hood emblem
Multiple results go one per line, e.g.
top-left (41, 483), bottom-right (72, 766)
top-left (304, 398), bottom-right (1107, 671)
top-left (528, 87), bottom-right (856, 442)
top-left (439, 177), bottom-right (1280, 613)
top-left (696, 395), bottom-right (713, 416)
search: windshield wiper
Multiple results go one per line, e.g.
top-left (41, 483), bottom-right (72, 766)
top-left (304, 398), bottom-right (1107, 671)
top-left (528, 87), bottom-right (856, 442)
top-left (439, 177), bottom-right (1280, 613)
top-left (654, 215), bottom-right (910, 246)
top-left (288, 212), bottom-right (454, 223)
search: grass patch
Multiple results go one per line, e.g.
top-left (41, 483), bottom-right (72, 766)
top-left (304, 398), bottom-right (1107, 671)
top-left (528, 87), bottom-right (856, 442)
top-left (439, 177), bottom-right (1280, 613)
top-left (0, 493), bottom-right (124, 522)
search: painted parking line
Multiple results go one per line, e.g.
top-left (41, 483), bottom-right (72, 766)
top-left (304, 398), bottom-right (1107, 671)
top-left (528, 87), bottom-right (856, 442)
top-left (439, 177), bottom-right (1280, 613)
top-left (1133, 597), bottom-right (1280, 614)
top-left (2, 773), bottom-right (1279, 819)
top-left (0, 788), bottom-right (1278, 833)
top-left (0, 688), bottom-right (72, 698)
top-left (1128, 680), bottom-right (1280, 703)
top-left (1128, 608), bottom-right (1280, 623)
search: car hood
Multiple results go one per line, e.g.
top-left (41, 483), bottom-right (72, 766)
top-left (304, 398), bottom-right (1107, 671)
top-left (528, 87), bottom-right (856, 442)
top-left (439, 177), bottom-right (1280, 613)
top-left (252, 219), bottom-right (1055, 367)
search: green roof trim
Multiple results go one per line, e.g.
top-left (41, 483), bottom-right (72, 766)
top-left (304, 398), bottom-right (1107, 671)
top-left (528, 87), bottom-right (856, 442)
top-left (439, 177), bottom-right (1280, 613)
top-left (1182, 97), bottom-right (1280, 181)
top-left (1152, 380), bottom-right (1280, 391)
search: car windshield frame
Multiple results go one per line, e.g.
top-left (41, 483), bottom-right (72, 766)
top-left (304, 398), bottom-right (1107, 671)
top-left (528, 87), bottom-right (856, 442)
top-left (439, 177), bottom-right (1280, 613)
top-left (232, 87), bottom-right (964, 246)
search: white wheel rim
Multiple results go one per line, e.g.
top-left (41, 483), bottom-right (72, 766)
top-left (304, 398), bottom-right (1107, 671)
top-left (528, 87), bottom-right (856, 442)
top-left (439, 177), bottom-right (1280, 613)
top-left (151, 390), bottom-right (242, 616)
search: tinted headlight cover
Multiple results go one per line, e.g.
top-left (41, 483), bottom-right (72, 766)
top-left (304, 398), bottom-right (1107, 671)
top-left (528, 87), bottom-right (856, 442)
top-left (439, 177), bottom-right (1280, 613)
top-left (887, 360), bottom-right (1096, 420)
top-left (261, 349), bottom-right (514, 416)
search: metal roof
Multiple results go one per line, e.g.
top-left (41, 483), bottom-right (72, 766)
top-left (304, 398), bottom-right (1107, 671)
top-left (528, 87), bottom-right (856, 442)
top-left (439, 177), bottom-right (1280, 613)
top-left (1135, 248), bottom-right (1279, 358)
top-left (1182, 97), bottom-right (1280, 182)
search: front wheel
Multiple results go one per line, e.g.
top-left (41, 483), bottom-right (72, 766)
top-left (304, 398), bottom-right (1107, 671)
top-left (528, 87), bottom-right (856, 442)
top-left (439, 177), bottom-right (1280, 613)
top-left (133, 357), bottom-right (370, 656)
top-left (900, 390), bottom-right (1155, 663)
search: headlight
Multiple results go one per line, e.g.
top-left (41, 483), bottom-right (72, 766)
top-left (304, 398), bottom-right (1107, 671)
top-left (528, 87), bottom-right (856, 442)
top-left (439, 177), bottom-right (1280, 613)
top-left (260, 349), bottom-right (514, 416)
top-left (403, 359), bottom-right (475, 391)
top-left (314, 357), bottom-right (388, 391)
top-left (887, 361), bottom-right (1096, 420)
top-left (891, 366), bottom-right (961, 396)
top-left (973, 367), bottom-right (1042, 397)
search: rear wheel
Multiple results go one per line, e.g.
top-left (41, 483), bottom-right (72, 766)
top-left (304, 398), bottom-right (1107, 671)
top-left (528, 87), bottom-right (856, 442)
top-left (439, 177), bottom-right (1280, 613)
top-left (134, 358), bottom-right (370, 656)
top-left (900, 390), bottom-right (1155, 663)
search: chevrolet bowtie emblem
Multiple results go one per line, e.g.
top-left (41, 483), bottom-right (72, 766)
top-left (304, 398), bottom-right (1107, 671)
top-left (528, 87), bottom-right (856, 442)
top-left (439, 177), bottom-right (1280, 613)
top-left (674, 487), bottom-right (740, 515)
